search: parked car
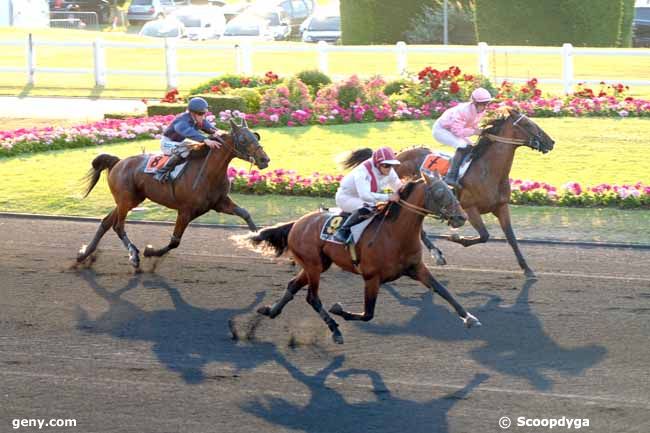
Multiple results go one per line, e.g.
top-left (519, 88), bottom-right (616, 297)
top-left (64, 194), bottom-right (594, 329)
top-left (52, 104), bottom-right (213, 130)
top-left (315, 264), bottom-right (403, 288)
top-left (301, 12), bottom-right (340, 43)
top-left (139, 17), bottom-right (185, 38)
top-left (221, 16), bottom-right (275, 41)
top-left (216, 1), bottom-right (249, 22)
top-left (633, 1), bottom-right (650, 47)
top-left (127, 0), bottom-right (176, 24)
top-left (263, 0), bottom-right (314, 33)
top-left (48, 0), bottom-right (112, 24)
top-left (170, 6), bottom-right (226, 40)
top-left (237, 6), bottom-right (291, 40)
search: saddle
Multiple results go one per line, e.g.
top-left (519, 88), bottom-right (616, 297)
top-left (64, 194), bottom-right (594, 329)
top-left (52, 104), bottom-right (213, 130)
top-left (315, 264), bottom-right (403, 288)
top-left (421, 151), bottom-right (473, 182)
top-left (319, 209), bottom-right (375, 244)
top-left (142, 146), bottom-right (209, 182)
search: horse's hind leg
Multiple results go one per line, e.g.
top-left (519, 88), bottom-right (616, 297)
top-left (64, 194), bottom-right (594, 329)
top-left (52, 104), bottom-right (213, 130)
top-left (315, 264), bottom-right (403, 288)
top-left (77, 208), bottom-right (116, 262)
top-left (410, 262), bottom-right (481, 328)
top-left (329, 275), bottom-right (379, 322)
top-left (113, 206), bottom-right (140, 269)
top-left (421, 229), bottom-right (446, 265)
top-left (493, 203), bottom-right (535, 279)
top-left (257, 269), bottom-right (308, 318)
top-left (144, 211), bottom-right (192, 258)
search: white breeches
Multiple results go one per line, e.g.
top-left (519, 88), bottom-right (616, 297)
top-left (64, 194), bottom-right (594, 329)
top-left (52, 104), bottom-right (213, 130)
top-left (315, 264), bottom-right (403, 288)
top-left (432, 122), bottom-right (471, 149)
top-left (160, 136), bottom-right (192, 158)
top-left (335, 192), bottom-right (370, 213)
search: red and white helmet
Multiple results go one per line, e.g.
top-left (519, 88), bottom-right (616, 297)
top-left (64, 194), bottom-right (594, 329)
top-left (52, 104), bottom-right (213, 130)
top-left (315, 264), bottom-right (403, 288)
top-left (373, 147), bottom-right (401, 167)
top-left (471, 87), bottom-right (492, 103)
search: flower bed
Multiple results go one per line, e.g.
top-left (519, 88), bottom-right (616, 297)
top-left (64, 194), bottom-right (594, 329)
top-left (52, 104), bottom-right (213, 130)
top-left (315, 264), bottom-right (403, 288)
top-left (227, 168), bottom-right (650, 209)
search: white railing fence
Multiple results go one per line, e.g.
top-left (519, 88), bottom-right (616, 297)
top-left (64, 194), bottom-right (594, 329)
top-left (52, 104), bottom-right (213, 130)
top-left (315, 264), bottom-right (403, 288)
top-left (1, 34), bottom-right (650, 94)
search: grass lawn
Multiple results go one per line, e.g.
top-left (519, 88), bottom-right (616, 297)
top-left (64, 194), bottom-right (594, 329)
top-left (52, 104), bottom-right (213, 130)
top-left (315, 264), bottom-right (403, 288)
top-left (1, 27), bottom-right (650, 99)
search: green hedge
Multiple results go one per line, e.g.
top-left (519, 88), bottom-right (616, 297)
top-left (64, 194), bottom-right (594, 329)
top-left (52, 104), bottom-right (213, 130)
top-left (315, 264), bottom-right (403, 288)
top-left (619, 0), bottom-right (636, 47)
top-left (475, 0), bottom-right (627, 47)
top-left (341, 0), bottom-right (428, 45)
top-left (190, 94), bottom-right (246, 114)
top-left (146, 103), bottom-right (186, 116)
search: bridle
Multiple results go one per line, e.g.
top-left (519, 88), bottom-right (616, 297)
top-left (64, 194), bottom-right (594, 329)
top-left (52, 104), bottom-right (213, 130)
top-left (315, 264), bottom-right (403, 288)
top-left (396, 181), bottom-right (459, 222)
top-left (485, 112), bottom-right (546, 151)
top-left (225, 128), bottom-right (265, 165)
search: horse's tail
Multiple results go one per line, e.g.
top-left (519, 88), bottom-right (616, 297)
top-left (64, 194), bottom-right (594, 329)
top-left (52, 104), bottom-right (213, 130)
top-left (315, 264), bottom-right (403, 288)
top-left (82, 154), bottom-right (120, 198)
top-left (341, 147), bottom-right (373, 170)
top-left (249, 221), bottom-right (295, 257)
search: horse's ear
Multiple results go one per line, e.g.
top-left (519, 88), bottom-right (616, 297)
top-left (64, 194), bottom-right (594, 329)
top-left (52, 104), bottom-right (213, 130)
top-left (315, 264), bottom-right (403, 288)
top-left (229, 118), bottom-right (239, 130)
top-left (253, 132), bottom-right (260, 140)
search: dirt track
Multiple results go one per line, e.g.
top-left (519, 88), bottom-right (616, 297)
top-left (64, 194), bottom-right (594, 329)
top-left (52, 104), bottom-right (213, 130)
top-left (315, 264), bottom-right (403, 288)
top-left (1, 215), bottom-right (649, 433)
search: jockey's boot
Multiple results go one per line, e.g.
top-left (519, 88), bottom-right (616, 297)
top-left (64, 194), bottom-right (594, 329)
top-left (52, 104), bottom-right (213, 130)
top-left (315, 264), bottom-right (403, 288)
top-left (333, 208), bottom-right (372, 244)
top-left (154, 154), bottom-right (184, 183)
top-left (444, 146), bottom-right (472, 188)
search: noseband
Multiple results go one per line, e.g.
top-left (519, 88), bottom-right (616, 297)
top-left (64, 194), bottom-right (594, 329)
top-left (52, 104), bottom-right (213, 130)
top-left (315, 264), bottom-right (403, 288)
top-left (397, 184), bottom-right (458, 221)
top-left (227, 129), bottom-right (262, 163)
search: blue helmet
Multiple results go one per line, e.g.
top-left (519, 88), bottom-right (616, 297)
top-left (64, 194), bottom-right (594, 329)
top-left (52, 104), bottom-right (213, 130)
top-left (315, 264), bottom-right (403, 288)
top-left (188, 97), bottom-right (209, 114)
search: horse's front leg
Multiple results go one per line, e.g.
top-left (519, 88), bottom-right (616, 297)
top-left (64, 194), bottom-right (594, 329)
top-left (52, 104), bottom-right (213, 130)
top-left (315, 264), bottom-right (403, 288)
top-left (493, 203), bottom-right (535, 278)
top-left (214, 196), bottom-right (257, 231)
top-left (409, 262), bottom-right (481, 328)
top-left (329, 275), bottom-right (379, 322)
top-left (445, 206), bottom-right (490, 247)
top-left (421, 229), bottom-right (446, 265)
top-left (144, 211), bottom-right (192, 258)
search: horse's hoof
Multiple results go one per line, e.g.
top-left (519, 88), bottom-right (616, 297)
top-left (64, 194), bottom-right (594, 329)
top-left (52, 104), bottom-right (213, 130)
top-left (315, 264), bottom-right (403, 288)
top-left (332, 331), bottom-right (344, 345)
top-left (257, 305), bottom-right (272, 317)
top-left (129, 255), bottom-right (140, 269)
top-left (329, 303), bottom-right (344, 316)
top-left (77, 245), bottom-right (88, 262)
top-left (433, 254), bottom-right (447, 266)
top-left (464, 313), bottom-right (482, 328)
top-left (143, 245), bottom-right (155, 257)
top-left (524, 269), bottom-right (537, 280)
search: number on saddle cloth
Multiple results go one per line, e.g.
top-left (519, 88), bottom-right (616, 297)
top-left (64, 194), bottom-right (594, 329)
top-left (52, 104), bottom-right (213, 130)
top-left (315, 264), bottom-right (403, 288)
top-left (420, 152), bottom-right (451, 176)
top-left (144, 154), bottom-right (171, 173)
top-left (320, 211), bottom-right (350, 242)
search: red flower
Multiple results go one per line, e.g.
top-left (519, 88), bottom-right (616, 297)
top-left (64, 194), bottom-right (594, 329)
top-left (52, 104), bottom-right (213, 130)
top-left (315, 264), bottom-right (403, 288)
top-left (463, 74), bottom-right (474, 81)
top-left (448, 66), bottom-right (461, 76)
top-left (449, 81), bottom-right (460, 94)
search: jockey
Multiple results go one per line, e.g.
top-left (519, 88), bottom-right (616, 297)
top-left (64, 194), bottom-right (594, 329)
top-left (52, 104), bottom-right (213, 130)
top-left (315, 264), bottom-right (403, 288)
top-left (432, 87), bottom-right (492, 188)
top-left (155, 97), bottom-right (223, 183)
top-left (333, 147), bottom-right (403, 244)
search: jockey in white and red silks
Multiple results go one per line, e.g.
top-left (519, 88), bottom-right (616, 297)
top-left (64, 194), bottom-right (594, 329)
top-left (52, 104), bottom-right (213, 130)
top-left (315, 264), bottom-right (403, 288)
top-left (333, 147), bottom-right (403, 244)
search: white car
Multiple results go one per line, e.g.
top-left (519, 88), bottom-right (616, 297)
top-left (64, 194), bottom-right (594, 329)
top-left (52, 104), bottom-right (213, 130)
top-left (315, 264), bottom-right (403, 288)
top-left (139, 17), bottom-right (186, 38)
top-left (221, 16), bottom-right (276, 41)
top-left (301, 13), bottom-right (340, 44)
top-left (171, 6), bottom-right (227, 40)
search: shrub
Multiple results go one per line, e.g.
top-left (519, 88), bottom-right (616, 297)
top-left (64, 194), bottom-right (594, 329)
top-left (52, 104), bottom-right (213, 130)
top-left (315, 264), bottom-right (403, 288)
top-left (405, 3), bottom-right (477, 45)
top-left (103, 112), bottom-right (138, 120)
top-left (383, 79), bottom-right (409, 96)
top-left (227, 88), bottom-right (262, 113)
top-left (147, 103), bottom-right (187, 116)
top-left (189, 94), bottom-right (246, 115)
top-left (296, 69), bottom-right (332, 96)
top-left (260, 77), bottom-right (312, 112)
top-left (188, 74), bottom-right (263, 95)
top-left (335, 75), bottom-right (366, 107)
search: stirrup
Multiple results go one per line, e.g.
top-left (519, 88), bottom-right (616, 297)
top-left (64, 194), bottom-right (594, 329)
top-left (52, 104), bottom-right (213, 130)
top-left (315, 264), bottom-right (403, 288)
top-left (333, 230), bottom-right (351, 243)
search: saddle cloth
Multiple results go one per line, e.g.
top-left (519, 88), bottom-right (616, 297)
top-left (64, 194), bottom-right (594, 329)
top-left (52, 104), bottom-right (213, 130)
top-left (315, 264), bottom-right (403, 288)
top-left (320, 208), bottom-right (376, 244)
top-left (142, 154), bottom-right (189, 182)
top-left (420, 151), bottom-right (472, 180)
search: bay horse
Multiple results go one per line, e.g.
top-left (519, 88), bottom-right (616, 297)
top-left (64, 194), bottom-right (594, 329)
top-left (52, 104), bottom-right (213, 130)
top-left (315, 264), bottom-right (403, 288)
top-left (344, 107), bottom-right (555, 278)
top-left (245, 171), bottom-right (480, 344)
top-left (77, 118), bottom-right (270, 269)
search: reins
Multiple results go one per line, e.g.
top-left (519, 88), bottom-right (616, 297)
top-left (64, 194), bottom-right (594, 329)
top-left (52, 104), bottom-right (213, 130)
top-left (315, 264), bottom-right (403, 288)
top-left (484, 133), bottom-right (527, 146)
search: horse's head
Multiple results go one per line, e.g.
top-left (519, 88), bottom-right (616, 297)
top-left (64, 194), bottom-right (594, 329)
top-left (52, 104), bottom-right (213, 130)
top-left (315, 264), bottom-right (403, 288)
top-left (228, 118), bottom-right (270, 169)
top-left (421, 170), bottom-right (466, 228)
top-left (506, 109), bottom-right (555, 154)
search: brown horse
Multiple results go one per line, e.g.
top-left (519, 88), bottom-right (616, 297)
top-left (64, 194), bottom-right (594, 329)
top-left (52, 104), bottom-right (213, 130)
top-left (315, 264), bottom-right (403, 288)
top-left (344, 107), bottom-right (555, 278)
top-left (77, 119), bottom-right (270, 269)
top-left (245, 171), bottom-right (480, 344)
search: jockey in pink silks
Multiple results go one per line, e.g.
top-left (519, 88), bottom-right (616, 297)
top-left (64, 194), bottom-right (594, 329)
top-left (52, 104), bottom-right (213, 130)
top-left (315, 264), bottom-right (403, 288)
top-left (432, 87), bottom-right (493, 188)
top-left (333, 147), bottom-right (403, 244)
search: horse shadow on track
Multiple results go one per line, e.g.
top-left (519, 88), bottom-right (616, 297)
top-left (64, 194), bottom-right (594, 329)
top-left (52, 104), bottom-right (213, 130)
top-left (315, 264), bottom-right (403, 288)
top-left (242, 354), bottom-right (489, 433)
top-left (360, 279), bottom-right (607, 391)
top-left (75, 269), bottom-right (281, 384)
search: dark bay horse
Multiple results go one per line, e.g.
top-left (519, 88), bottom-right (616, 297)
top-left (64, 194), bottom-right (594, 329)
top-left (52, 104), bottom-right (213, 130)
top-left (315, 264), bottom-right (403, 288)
top-left (245, 171), bottom-right (480, 344)
top-left (345, 107), bottom-right (555, 278)
top-left (77, 119), bottom-right (270, 269)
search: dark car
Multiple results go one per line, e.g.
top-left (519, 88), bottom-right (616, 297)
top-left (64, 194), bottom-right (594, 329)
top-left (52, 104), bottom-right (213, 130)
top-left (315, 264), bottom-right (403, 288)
top-left (49, 0), bottom-right (112, 24)
top-left (633, 6), bottom-right (650, 47)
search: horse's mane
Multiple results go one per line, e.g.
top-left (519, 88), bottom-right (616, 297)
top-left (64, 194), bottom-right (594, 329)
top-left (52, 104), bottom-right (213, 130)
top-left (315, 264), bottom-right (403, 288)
top-left (384, 178), bottom-right (422, 222)
top-left (472, 108), bottom-right (513, 160)
top-left (341, 148), bottom-right (373, 170)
